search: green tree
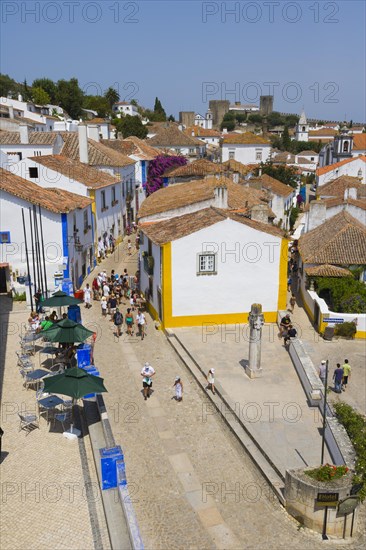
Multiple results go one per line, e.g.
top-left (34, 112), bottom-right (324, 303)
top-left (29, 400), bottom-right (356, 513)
top-left (282, 126), bottom-right (291, 150)
top-left (235, 113), bottom-right (247, 124)
top-left (254, 160), bottom-right (299, 188)
top-left (83, 95), bottom-right (110, 117)
top-left (22, 79), bottom-right (32, 101)
top-left (168, 114), bottom-right (175, 122)
top-left (32, 78), bottom-right (57, 102)
top-left (32, 87), bottom-right (51, 105)
top-left (284, 114), bottom-right (299, 127)
top-left (248, 113), bottom-right (263, 124)
top-left (131, 99), bottom-right (138, 106)
top-left (113, 115), bottom-right (148, 139)
top-left (153, 97), bottom-right (166, 121)
top-left (0, 73), bottom-right (22, 97)
top-left (267, 111), bottom-right (284, 127)
top-left (104, 86), bottom-right (119, 108)
top-left (56, 78), bottom-right (84, 119)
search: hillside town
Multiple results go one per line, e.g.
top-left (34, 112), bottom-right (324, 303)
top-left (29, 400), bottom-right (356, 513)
top-left (1, 73), bottom-right (365, 550)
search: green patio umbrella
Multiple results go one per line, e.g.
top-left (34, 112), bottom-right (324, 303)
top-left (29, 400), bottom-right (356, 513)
top-left (43, 318), bottom-right (94, 343)
top-left (42, 290), bottom-right (83, 308)
top-left (43, 367), bottom-right (107, 436)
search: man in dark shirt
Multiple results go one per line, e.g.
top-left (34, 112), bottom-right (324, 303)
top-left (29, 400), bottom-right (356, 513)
top-left (333, 363), bottom-right (344, 394)
top-left (284, 325), bottom-right (297, 347)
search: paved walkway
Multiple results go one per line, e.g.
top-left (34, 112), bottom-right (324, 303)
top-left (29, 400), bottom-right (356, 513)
top-left (174, 323), bottom-right (331, 476)
top-left (0, 297), bottom-right (110, 550)
top-left (288, 283), bottom-right (366, 415)
top-left (79, 240), bottom-right (365, 549)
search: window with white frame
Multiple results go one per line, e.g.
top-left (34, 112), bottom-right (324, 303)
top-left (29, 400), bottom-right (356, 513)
top-left (101, 190), bottom-right (106, 209)
top-left (255, 149), bottom-right (262, 161)
top-left (229, 150), bottom-right (235, 160)
top-left (197, 253), bottom-right (217, 275)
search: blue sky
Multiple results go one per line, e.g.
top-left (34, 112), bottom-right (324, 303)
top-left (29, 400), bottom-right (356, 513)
top-left (1, 0), bottom-right (365, 121)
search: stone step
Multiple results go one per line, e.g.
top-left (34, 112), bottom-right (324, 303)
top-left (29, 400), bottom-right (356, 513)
top-left (165, 330), bottom-right (286, 506)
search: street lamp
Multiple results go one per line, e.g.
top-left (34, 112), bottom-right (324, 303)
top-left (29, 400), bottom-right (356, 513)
top-left (321, 359), bottom-right (329, 465)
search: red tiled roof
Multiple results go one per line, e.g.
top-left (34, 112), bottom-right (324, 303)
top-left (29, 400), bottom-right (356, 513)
top-left (0, 168), bottom-right (92, 213)
top-left (316, 156), bottom-right (366, 176)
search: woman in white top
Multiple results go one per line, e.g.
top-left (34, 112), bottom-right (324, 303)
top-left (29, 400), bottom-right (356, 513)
top-left (206, 368), bottom-right (215, 395)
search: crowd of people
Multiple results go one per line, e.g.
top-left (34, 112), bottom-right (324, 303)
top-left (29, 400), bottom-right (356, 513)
top-left (86, 268), bottom-right (148, 340)
top-left (318, 359), bottom-right (352, 394)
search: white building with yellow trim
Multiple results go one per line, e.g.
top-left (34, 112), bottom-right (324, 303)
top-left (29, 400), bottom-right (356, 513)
top-left (138, 178), bottom-right (288, 328)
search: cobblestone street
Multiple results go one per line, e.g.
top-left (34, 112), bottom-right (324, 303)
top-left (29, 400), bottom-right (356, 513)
top-left (0, 297), bottom-right (111, 550)
top-left (80, 240), bottom-right (365, 549)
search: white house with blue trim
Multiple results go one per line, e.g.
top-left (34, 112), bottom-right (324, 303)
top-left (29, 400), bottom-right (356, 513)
top-left (0, 168), bottom-right (94, 298)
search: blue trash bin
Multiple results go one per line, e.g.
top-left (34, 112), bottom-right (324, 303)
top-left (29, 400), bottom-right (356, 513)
top-left (100, 446), bottom-right (124, 490)
top-left (76, 343), bottom-right (91, 368)
top-left (68, 305), bottom-right (81, 323)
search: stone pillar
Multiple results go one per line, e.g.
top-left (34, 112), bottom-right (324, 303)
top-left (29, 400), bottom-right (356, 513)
top-left (245, 303), bottom-right (264, 379)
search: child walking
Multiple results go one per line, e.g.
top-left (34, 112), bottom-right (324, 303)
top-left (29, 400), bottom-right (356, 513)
top-left (101, 296), bottom-right (107, 317)
top-left (173, 377), bottom-right (183, 401)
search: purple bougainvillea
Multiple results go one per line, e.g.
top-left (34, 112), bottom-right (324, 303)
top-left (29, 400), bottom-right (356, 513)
top-left (146, 155), bottom-right (187, 196)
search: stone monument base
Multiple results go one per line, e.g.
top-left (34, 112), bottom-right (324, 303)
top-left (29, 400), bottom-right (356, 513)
top-left (245, 365), bottom-right (263, 379)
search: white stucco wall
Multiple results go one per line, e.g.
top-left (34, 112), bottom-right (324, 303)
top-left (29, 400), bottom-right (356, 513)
top-left (170, 218), bottom-right (282, 316)
top-left (0, 189), bottom-right (63, 295)
top-left (222, 143), bottom-right (271, 164)
top-left (317, 158), bottom-right (366, 186)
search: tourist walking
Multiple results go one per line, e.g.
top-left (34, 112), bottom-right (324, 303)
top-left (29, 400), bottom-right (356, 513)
top-left (101, 296), bottom-right (107, 317)
top-left (279, 314), bottom-right (291, 337)
top-left (333, 363), bottom-right (344, 394)
top-left (125, 308), bottom-right (134, 336)
top-left (92, 277), bottom-right (100, 300)
top-left (318, 360), bottom-right (327, 387)
top-left (128, 239), bottom-right (132, 255)
top-left (341, 359), bottom-right (351, 391)
top-left (287, 276), bottom-right (292, 292)
top-left (136, 309), bottom-right (147, 340)
top-left (289, 294), bottom-right (296, 313)
top-left (141, 362), bottom-right (155, 400)
top-left (206, 368), bottom-right (215, 395)
top-left (113, 308), bottom-right (123, 338)
top-left (173, 377), bottom-right (183, 401)
top-left (84, 283), bottom-right (92, 309)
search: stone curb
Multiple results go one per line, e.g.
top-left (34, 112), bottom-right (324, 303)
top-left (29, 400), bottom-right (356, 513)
top-left (165, 329), bottom-right (286, 506)
top-left (83, 396), bottom-right (144, 550)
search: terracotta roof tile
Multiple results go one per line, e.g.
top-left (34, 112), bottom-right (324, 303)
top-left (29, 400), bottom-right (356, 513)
top-left (316, 156), bottom-right (366, 176)
top-left (60, 132), bottom-right (135, 167)
top-left (222, 132), bottom-right (270, 145)
top-left (184, 126), bottom-right (221, 138)
top-left (164, 159), bottom-right (225, 178)
top-left (0, 168), bottom-right (91, 213)
top-left (352, 134), bottom-right (366, 151)
top-left (309, 129), bottom-right (337, 137)
top-left (316, 176), bottom-right (366, 198)
top-left (248, 173), bottom-right (295, 197)
top-left (0, 131), bottom-right (60, 145)
top-left (299, 211), bottom-right (366, 265)
top-left (29, 155), bottom-right (120, 189)
top-left (140, 206), bottom-right (285, 245)
top-left (101, 136), bottom-right (160, 161)
top-left (221, 159), bottom-right (253, 176)
top-left (149, 125), bottom-right (205, 147)
top-left (138, 176), bottom-right (270, 220)
top-left (304, 265), bottom-right (352, 277)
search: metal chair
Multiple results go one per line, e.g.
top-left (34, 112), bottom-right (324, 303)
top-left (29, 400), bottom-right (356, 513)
top-left (18, 412), bottom-right (39, 435)
top-left (53, 411), bottom-right (71, 431)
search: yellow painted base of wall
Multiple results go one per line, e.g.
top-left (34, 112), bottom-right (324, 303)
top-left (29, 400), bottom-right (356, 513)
top-left (161, 311), bottom-right (278, 329)
top-left (354, 331), bottom-right (366, 339)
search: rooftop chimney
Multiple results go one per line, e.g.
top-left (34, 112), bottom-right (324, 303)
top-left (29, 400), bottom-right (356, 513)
top-left (19, 124), bottom-right (29, 144)
top-left (344, 187), bottom-right (357, 200)
top-left (250, 204), bottom-right (269, 223)
top-left (18, 94), bottom-right (23, 102)
top-left (87, 124), bottom-right (100, 142)
top-left (307, 200), bottom-right (326, 232)
top-left (214, 183), bottom-right (228, 209)
top-left (78, 124), bottom-right (89, 164)
top-left (9, 106), bottom-right (14, 119)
